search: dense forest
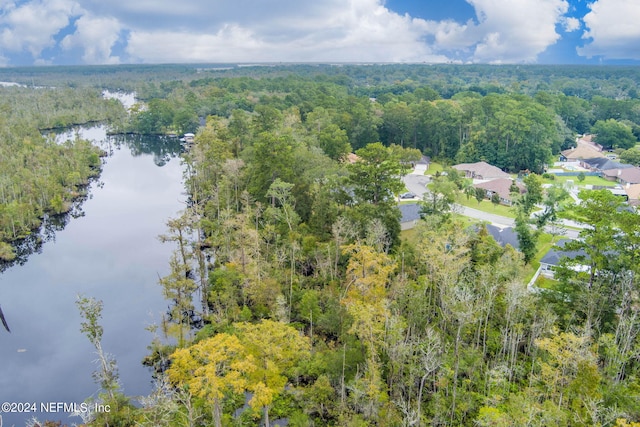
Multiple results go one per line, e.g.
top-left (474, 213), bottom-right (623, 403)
top-left (97, 65), bottom-right (640, 427)
top-left (115, 64), bottom-right (640, 174)
top-left (0, 85), bottom-right (126, 261)
top-left (4, 64), bottom-right (640, 426)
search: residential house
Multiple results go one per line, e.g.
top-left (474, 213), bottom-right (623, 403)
top-left (484, 224), bottom-right (520, 249)
top-left (474, 178), bottom-right (525, 206)
top-left (559, 135), bottom-right (605, 162)
top-left (560, 143), bottom-right (605, 162)
top-left (452, 161), bottom-right (510, 180)
top-left (344, 153), bottom-right (360, 164)
top-left (539, 239), bottom-right (588, 278)
top-left (399, 203), bottom-right (421, 230)
top-left (624, 183), bottom-right (640, 208)
top-left (580, 157), bottom-right (634, 173)
top-left (603, 167), bottom-right (640, 185)
top-left (578, 134), bottom-right (603, 150)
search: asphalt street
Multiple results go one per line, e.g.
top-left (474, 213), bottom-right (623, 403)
top-left (402, 171), bottom-right (581, 239)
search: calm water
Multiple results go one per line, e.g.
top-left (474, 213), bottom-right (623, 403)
top-left (0, 126), bottom-right (184, 426)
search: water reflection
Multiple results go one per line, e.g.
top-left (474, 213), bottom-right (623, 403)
top-left (1, 127), bottom-right (183, 273)
top-left (109, 133), bottom-right (183, 167)
top-left (0, 203), bottom-right (79, 273)
top-left (51, 124), bottom-right (184, 167)
top-left (0, 127), bottom-right (185, 426)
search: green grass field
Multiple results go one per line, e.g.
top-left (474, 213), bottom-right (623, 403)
top-left (542, 174), bottom-right (615, 188)
top-left (456, 194), bottom-right (518, 218)
top-left (524, 232), bottom-right (557, 282)
top-left (535, 274), bottom-right (562, 290)
top-left (425, 162), bottom-right (444, 175)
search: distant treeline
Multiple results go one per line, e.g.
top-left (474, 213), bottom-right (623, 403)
top-left (0, 63), bottom-right (638, 98)
top-left (120, 64), bottom-right (640, 173)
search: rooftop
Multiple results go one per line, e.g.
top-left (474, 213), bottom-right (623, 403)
top-left (581, 157), bottom-right (633, 171)
top-left (540, 239), bottom-right (588, 266)
top-left (452, 161), bottom-right (510, 180)
top-left (474, 178), bottom-right (524, 201)
top-left (485, 224), bottom-right (519, 249)
top-left (399, 203), bottom-right (422, 223)
top-left (624, 183), bottom-right (640, 202)
top-left (603, 167), bottom-right (640, 184)
top-left (561, 143), bottom-right (605, 161)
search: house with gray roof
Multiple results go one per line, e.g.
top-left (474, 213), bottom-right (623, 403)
top-left (580, 157), bottom-right (634, 172)
top-left (539, 239), bottom-right (588, 278)
top-left (485, 224), bottom-right (519, 249)
top-left (399, 203), bottom-right (422, 230)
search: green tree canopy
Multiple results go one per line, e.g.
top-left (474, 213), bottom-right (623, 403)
top-left (592, 119), bottom-right (637, 150)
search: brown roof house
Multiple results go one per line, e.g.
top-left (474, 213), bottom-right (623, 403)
top-left (474, 178), bottom-right (525, 206)
top-left (344, 153), bottom-right (360, 164)
top-left (577, 134), bottom-right (602, 149)
top-left (624, 184), bottom-right (640, 207)
top-left (560, 143), bottom-right (605, 162)
top-left (452, 161), bottom-right (510, 180)
top-left (603, 167), bottom-right (640, 185)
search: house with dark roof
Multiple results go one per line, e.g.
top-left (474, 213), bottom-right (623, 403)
top-left (580, 157), bottom-right (634, 173)
top-left (399, 203), bottom-right (422, 230)
top-left (474, 178), bottom-right (524, 206)
top-left (485, 224), bottom-right (520, 249)
top-left (539, 239), bottom-right (588, 277)
top-left (452, 161), bottom-right (510, 180)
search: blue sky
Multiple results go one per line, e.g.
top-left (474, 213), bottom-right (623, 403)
top-left (0, 0), bottom-right (638, 66)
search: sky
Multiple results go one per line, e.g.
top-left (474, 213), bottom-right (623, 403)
top-left (0, 0), bottom-right (638, 66)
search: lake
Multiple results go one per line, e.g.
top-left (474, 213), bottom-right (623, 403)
top-left (0, 125), bottom-right (185, 426)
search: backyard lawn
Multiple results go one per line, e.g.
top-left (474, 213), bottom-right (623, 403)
top-left (456, 194), bottom-right (518, 218)
top-left (542, 174), bottom-right (616, 188)
top-left (524, 232), bottom-right (557, 282)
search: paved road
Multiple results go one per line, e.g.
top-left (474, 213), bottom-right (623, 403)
top-left (402, 171), bottom-right (580, 239)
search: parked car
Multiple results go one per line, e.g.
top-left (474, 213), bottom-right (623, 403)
top-left (400, 192), bottom-right (417, 199)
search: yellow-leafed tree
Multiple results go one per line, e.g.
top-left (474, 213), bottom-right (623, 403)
top-left (167, 333), bottom-right (256, 427)
top-left (235, 320), bottom-right (311, 427)
top-left (341, 243), bottom-right (395, 419)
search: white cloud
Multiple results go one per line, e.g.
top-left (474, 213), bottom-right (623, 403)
top-left (125, 0), bottom-right (449, 63)
top-left (126, 25), bottom-right (266, 63)
top-left (0, 0), bottom-right (78, 57)
top-left (578, 0), bottom-right (640, 59)
top-left (562, 16), bottom-right (580, 32)
top-left (61, 14), bottom-right (121, 64)
top-left (426, 0), bottom-right (570, 63)
top-left (0, 0), bottom-right (613, 65)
